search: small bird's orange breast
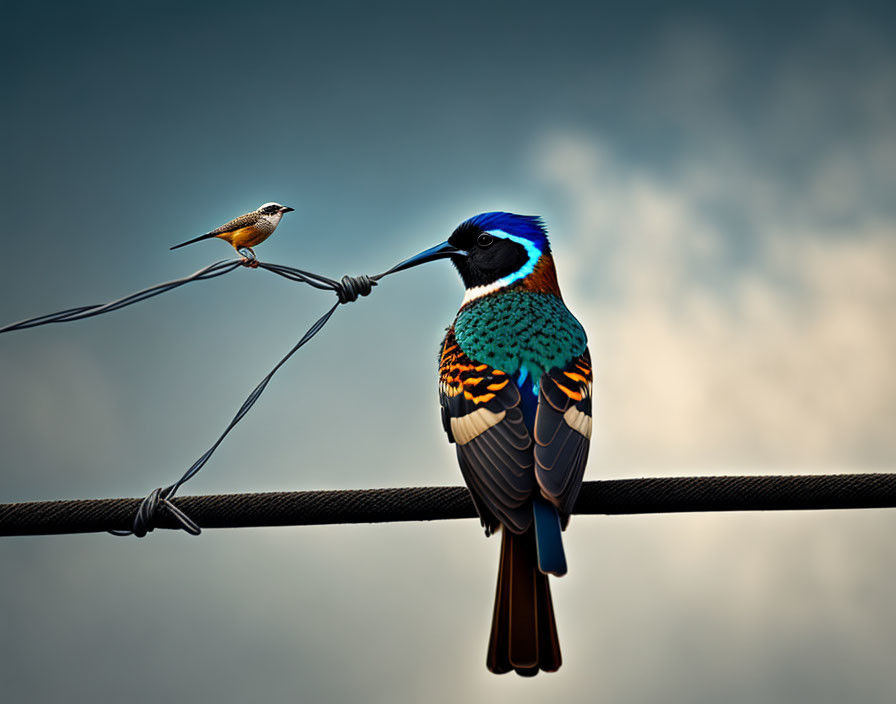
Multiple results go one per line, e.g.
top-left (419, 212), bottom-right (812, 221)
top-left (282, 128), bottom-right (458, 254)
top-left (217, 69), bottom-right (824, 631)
top-left (220, 226), bottom-right (269, 248)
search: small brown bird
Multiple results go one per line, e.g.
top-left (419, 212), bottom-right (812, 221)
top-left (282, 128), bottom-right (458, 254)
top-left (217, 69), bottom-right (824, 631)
top-left (170, 202), bottom-right (294, 265)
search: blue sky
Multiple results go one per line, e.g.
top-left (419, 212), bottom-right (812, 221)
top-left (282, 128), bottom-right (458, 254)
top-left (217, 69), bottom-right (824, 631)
top-left (2, 2), bottom-right (895, 702)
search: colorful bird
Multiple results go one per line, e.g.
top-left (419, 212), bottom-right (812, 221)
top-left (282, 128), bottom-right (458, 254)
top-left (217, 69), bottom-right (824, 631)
top-left (170, 202), bottom-right (294, 265)
top-left (395, 212), bottom-right (592, 675)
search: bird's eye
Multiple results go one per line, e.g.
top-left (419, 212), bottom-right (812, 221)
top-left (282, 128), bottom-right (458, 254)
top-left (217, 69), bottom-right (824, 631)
top-left (477, 233), bottom-right (494, 248)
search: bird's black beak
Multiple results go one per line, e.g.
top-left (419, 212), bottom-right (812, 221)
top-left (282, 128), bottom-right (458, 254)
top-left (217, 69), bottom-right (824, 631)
top-left (387, 241), bottom-right (467, 275)
top-left (281, 206), bottom-right (295, 213)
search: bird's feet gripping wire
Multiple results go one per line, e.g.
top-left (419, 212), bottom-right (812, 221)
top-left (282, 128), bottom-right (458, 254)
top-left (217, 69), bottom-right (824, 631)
top-left (237, 247), bottom-right (259, 268)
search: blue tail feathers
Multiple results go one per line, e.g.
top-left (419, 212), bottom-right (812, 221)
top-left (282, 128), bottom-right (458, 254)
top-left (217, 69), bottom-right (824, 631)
top-left (532, 499), bottom-right (567, 576)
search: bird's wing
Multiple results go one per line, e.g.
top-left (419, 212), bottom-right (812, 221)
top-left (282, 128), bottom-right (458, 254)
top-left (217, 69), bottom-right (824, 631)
top-left (206, 212), bottom-right (257, 236)
top-left (534, 349), bottom-right (593, 516)
top-left (439, 330), bottom-right (536, 535)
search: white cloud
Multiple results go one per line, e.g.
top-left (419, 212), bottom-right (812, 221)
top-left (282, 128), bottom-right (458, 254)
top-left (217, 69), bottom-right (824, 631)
top-left (534, 131), bottom-right (896, 471)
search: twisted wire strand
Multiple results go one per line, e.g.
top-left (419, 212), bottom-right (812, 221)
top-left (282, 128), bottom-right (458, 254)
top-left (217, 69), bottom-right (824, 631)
top-left (0, 260), bottom-right (243, 333)
top-left (0, 254), bottom-right (404, 536)
top-left (116, 272), bottom-right (381, 536)
top-left (257, 262), bottom-right (341, 290)
top-left (110, 301), bottom-right (343, 537)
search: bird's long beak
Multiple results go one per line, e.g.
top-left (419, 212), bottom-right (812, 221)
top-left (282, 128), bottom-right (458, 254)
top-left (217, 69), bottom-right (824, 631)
top-left (388, 241), bottom-right (467, 275)
top-left (281, 206), bottom-right (295, 213)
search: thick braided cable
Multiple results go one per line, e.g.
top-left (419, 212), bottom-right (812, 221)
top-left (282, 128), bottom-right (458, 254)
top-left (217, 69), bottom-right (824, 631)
top-left (2, 473), bottom-right (895, 536)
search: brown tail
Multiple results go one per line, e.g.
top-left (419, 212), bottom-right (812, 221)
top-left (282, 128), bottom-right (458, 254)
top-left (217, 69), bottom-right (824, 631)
top-left (487, 527), bottom-right (562, 675)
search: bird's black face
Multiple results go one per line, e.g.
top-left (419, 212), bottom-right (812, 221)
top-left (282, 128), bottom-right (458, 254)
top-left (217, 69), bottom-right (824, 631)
top-left (447, 222), bottom-right (530, 289)
top-left (260, 204), bottom-right (294, 215)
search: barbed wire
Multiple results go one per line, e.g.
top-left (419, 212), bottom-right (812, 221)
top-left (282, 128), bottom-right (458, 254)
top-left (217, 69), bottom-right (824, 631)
top-left (1, 254), bottom-right (413, 537)
top-left (1, 473), bottom-right (894, 537)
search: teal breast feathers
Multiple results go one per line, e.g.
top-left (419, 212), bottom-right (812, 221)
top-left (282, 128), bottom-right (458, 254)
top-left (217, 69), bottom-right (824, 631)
top-left (453, 292), bottom-right (587, 378)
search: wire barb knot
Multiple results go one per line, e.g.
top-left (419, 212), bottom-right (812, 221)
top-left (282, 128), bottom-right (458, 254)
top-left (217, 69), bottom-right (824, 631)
top-left (109, 486), bottom-right (201, 538)
top-left (335, 275), bottom-right (376, 304)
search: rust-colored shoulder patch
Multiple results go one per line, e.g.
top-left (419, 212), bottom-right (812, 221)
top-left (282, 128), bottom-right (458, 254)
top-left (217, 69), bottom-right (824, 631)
top-left (513, 254), bottom-right (562, 296)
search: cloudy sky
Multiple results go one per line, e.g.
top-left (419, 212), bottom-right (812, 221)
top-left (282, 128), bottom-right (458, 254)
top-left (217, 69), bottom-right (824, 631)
top-left (2, 1), bottom-right (895, 701)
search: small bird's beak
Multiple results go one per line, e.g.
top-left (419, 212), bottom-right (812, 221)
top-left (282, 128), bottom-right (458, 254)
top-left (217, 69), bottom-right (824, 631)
top-left (281, 206), bottom-right (295, 213)
top-left (388, 241), bottom-right (467, 274)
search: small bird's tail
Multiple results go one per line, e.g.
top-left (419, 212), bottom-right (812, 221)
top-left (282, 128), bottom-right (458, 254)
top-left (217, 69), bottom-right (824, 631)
top-left (487, 528), bottom-right (562, 675)
top-left (170, 232), bottom-right (217, 250)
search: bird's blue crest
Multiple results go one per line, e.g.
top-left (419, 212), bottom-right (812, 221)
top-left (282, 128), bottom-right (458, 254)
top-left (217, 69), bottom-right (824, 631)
top-left (466, 212), bottom-right (550, 252)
